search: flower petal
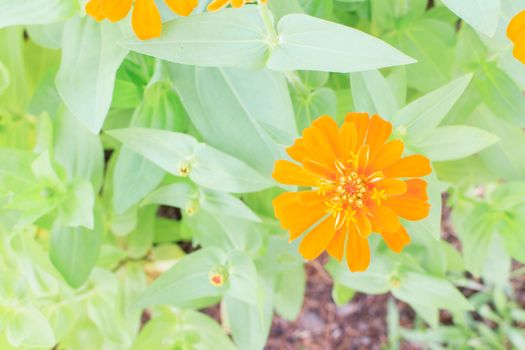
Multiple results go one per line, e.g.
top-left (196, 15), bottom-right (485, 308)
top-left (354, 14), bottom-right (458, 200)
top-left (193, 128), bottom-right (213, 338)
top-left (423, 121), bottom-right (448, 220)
top-left (404, 179), bottom-right (428, 200)
top-left (231, 0), bottom-right (246, 8)
top-left (339, 121), bottom-right (358, 160)
top-left (507, 10), bottom-right (525, 43)
top-left (369, 139), bottom-right (404, 171)
top-left (354, 209), bottom-right (371, 237)
top-left (374, 179), bottom-right (407, 196)
top-left (345, 112), bottom-right (369, 148)
top-left (513, 36), bottom-right (525, 64)
top-left (368, 203), bottom-right (401, 233)
top-left (366, 114), bottom-right (392, 158)
top-left (85, 0), bottom-right (105, 21)
top-left (326, 226), bottom-right (347, 262)
top-left (302, 126), bottom-right (338, 168)
top-left (381, 226), bottom-right (411, 253)
top-left (132, 0), bottom-right (162, 40)
top-left (346, 224), bottom-right (370, 272)
top-left (286, 138), bottom-right (311, 163)
top-left (101, 0), bottom-right (132, 22)
top-left (299, 215), bottom-right (337, 260)
top-left (164, 0), bottom-right (198, 16)
top-left (207, 0), bottom-right (229, 11)
top-left (273, 192), bottom-right (326, 241)
top-left (313, 115), bottom-right (341, 158)
top-left (385, 197), bottom-right (430, 221)
top-left (272, 160), bottom-right (319, 187)
top-left (384, 155), bottom-right (432, 178)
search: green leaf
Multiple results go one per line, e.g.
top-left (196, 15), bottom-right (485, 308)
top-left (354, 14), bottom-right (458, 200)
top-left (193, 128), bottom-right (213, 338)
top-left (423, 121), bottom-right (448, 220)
top-left (200, 189), bottom-right (260, 222)
top-left (132, 310), bottom-right (237, 350)
top-left (351, 69), bottom-right (399, 118)
top-left (0, 60), bottom-right (8, 94)
top-left (417, 126), bottom-right (498, 161)
top-left (326, 256), bottom-right (392, 294)
top-left (127, 206), bottom-right (156, 259)
top-left (274, 264), bottom-right (305, 319)
top-left (292, 87), bottom-right (337, 131)
top-left (191, 143), bottom-right (273, 193)
top-left (440, 0), bottom-right (501, 37)
top-left (121, 7), bottom-right (268, 69)
top-left (50, 206), bottom-right (103, 288)
top-left (0, 0), bottom-right (76, 28)
top-left (224, 281), bottom-right (273, 350)
top-left (392, 272), bottom-right (472, 311)
top-left (331, 282), bottom-right (355, 307)
top-left (470, 105), bottom-right (525, 181)
top-left (56, 17), bottom-right (128, 133)
top-left (87, 295), bottom-right (130, 346)
top-left (268, 14), bottom-right (415, 72)
top-left (58, 180), bottom-right (95, 229)
top-left (136, 247), bottom-right (227, 309)
top-left (6, 304), bottom-right (56, 348)
top-left (169, 64), bottom-right (296, 175)
top-left (53, 108), bottom-right (104, 192)
top-left (393, 74), bottom-right (472, 137)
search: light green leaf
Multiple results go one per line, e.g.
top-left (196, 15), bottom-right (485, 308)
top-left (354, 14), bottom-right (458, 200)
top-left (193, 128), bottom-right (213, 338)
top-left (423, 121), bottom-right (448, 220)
top-left (6, 304), bottom-right (56, 348)
top-left (58, 180), bottom-right (95, 229)
top-left (326, 256), bottom-right (392, 294)
top-left (0, 60), bottom-right (8, 94)
top-left (142, 182), bottom-right (195, 209)
top-left (136, 247), bottom-right (227, 309)
top-left (274, 265), bottom-right (306, 319)
top-left (441, 0), bottom-right (501, 37)
top-left (0, 0), bottom-right (76, 28)
top-left (50, 206), bottom-right (103, 288)
top-left (292, 87), bottom-right (337, 131)
top-left (107, 127), bottom-right (198, 176)
top-left (201, 189), bottom-right (260, 222)
top-left (56, 17), bottom-right (128, 133)
top-left (169, 64), bottom-right (296, 175)
top-left (191, 143), bottom-right (273, 193)
top-left (268, 14), bottom-right (415, 72)
top-left (392, 272), bottom-right (472, 311)
top-left (393, 74), bottom-right (472, 137)
top-left (417, 125), bottom-right (498, 161)
top-left (351, 69), bottom-right (399, 118)
top-left (121, 7), bottom-right (268, 69)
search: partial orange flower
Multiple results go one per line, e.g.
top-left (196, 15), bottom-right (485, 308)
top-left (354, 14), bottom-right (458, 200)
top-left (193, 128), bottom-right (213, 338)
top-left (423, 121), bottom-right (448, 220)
top-left (86, 0), bottom-right (198, 40)
top-left (272, 113), bottom-right (432, 272)
top-left (507, 10), bottom-right (525, 64)
top-left (207, 0), bottom-right (267, 12)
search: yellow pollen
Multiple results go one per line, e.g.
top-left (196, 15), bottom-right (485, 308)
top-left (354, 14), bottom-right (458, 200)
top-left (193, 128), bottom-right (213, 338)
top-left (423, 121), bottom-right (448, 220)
top-left (371, 188), bottom-right (388, 205)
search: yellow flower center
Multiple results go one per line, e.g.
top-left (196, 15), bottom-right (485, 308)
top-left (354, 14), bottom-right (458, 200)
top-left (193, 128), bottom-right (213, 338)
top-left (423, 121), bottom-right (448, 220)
top-left (319, 160), bottom-right (384, 228)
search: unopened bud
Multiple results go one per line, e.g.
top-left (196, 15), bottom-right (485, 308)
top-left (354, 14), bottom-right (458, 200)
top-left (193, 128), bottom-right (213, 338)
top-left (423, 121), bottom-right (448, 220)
top-left (179, 161), bottom-right (192, 177)
top-left (209, 266), bottom-right (229, 287)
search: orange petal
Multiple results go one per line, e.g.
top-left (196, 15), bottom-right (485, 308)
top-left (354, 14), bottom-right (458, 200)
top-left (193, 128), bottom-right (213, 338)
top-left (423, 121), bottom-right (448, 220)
top-left (345, 112), bottom-right (369, 150)
top-left (303, 159), bottom-right (336, 180)
top-left (273, 192), bottom-right (326, 241)
top-left (164, 0), bottom-right (198, 16)
top-left (207, 0), bottom-right (229, 11)
top-left (369, 139), bottom-right (404, 171)
top-left (286, 138), bottom-right (312, 163)
top-left (365, 115), bottom-right (392, 158)
top-left (313, 115), bottom-right (341, 158)
top-left (302, 126), bottom-right (337, 168)
top-left (354, 209), bottom-right (371, 237)
top-left (384, 155), bottom-right (432, 178)
top-left (404, 179), bottom-right (428, 201)
top-left (85, 0), bottom-right (105, 21)
top-left (132, 0), bottom-right (162, 40)
top-left (507, 10), bottom-right (525, 43)
top-left (101, 0), bottom-right (132, 22)
top-left (339, 122), bottom-right (357, 160)
top-left (384, 197), bottom-right (430, 221)
top-left (381, 226), bottom-right (411, 253)
top-left (513, 36), bottom-right (525, 64)
top-left (368, 203), bottom-right (401, 233)
top-left (356, 145), bottom-right (370, 171)
top-left (299, 215), bottom-right (337, 260)
top-left (231, 0), bottom-right (245, 8)
top-left (374, 179), bottom-right (407, 196)
top-left (326, 226), bottom-right (347, 262)
top-left (346, 224), bottom-right (371, 272)
top-left (272, 160), bottom-right (319, 187)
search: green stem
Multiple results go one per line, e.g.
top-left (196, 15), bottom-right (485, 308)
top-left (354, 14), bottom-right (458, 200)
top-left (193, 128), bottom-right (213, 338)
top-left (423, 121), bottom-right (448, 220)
top-left (256, 0), bottom-right (278, 45)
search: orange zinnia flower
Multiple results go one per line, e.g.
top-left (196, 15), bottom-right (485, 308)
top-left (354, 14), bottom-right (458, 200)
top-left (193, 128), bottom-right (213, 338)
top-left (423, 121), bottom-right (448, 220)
top-left (86, 0), bottom-right (198, 40)
top-left (207, 0), bottom-right (267, 12)
top-left (507, 10), bottom-right (525, 64)
top-left (272, 113), bottom-right (432, 272)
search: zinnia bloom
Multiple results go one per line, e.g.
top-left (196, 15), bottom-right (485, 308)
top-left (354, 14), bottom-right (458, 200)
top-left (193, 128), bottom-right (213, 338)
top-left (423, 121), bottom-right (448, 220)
top-left (507, 10), bottom-right (525, 64)
top-left (272, 113), bottom-right (432, 272)
top-left (207, 0), bottom-right (267, 12)
top-left (86, 0), bottom-right (198, 40)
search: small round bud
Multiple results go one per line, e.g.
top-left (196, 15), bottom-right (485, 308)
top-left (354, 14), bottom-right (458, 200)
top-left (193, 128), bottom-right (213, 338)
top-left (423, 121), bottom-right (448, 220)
top-left (179, 161), bottom-right (192, 177)
top-left (208, 266), bottom-right (229, 287)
